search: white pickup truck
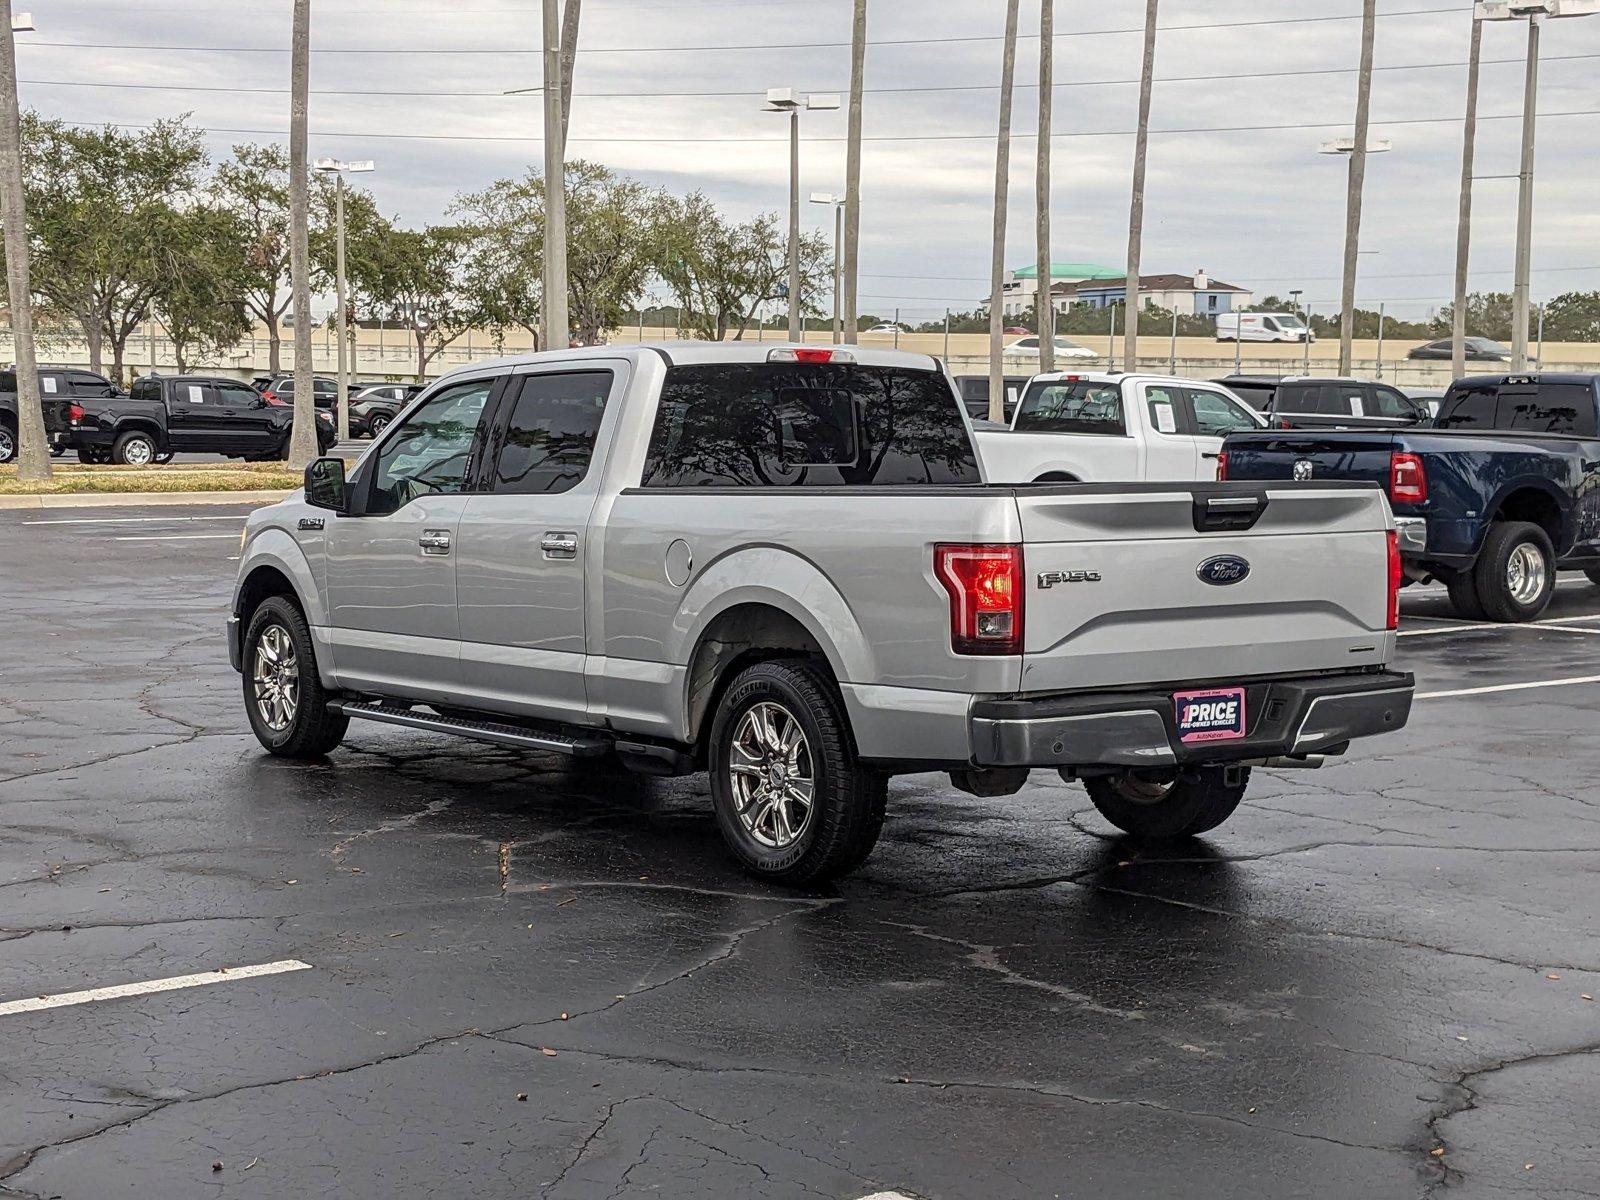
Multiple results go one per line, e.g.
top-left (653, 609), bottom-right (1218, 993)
top-left (974, 371), bottom-right (1265, 483)
top-left (230, 345), bottom-right (1411, 883)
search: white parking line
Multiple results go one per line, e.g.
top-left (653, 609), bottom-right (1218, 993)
top-left (1399, 621), bottom-right (1600, 637)
top-left (22, 516), bottom-right (247, 525)
top-left (1418, 674), bottom-right (1600, 700)
top-left (113, 534), bottom-right (242, 542)
top-left (0, 960), bottom-right (312, 1017)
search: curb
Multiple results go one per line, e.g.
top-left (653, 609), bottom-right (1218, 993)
top-left (0, 489), bottom-right (293, 510)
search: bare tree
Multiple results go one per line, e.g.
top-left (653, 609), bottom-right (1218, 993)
top-left (987, 0), bottom-right (1020, 424)
top-left (1338, 0), bottom-right (1377, 375)
top-left (842, 0), bottom-right (867, 345)
top-left (1122, 0), bottom-right (1158, 371)
top-left (1035, 0), bottom-right (1054, 374)
top-left (0, 0), bottom-right (46, 481)
top-left (1452, 14), bottom-right (1482, 379)
top-left (287, 0), bottom-right (318, 468)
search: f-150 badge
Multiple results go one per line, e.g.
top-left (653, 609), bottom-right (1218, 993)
top-left (298, 518), bottom-right (325, 531)
top-left (1037, 569), bottom-right (1101, 588)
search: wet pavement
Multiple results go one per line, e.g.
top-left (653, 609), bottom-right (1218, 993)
top-left (2, 504), bottom-right (1598, 1200)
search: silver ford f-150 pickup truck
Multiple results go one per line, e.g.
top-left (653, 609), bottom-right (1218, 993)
top-left (229, 344), bottom-right (1413, 882)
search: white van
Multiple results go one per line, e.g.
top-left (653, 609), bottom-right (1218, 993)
top-left (1215, 312), bottom-right (1313, 343)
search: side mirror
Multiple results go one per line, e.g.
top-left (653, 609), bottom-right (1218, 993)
top-left (304, 457), bottom-right (348, 513)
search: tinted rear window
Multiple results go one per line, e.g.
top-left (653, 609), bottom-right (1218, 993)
top-left (1438, 382), bottom-right (1597, 435)
top-left (641, 363), bottom-right (980, 487)
top-left (1012, 380), bottom-right (1125, 435)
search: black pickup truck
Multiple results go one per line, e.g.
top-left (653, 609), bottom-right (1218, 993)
top-left (0, 367), bottom-right (121, 462)
top-left (1216, 375), bottom-right (1430, 430)
top-left (1222, 373), bottom-right (1600, 622)
top-left (71, 374), bottom-right (333, 465)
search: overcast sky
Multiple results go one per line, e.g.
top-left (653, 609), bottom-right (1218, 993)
top-left (15, 0), bottom-right (1600, 321)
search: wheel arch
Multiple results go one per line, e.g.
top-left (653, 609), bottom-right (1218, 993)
top-left (114, 418), bottom-right (163, 443)
top-left (233, 530), bottom-right (327, 628)
top-left (1486, 481), bottom-right (1567, 555)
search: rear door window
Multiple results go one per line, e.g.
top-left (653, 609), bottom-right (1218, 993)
top-left (489, 371), bottom-right (612, 495)
top-left (1368, 385), bottom-right (1421, 419)
top-left (642, 362), bottom-right (980, 487)
top-left (1436, 383), bottom-right (1497, 428)
top-left (1274, 384), bottom-right (1319, 414)
top-left (1012, 380), bottom-right (1126, 435)
top-left (1145, 385), bottom-right (1183, 434)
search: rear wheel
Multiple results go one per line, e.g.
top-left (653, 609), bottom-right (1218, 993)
top-left (368, 412), bottom-right (391, 437)
top-left (0, 424), bottom-right (14, 463)
top-left (112, 429), bottom-right (157, 466)
top-left (1083, 766), bottom-right (1249, 839)
top-left (1446, 572), bottom-right (1487, 621)
top-left (242, 595), bottom-right (348, 758)
top-left (708, 659), bottom-right (887, 883)
top-left (1473, 521), bottom-right (1554, 622)
top-left (1584, 566), bottom-right (1600, 588)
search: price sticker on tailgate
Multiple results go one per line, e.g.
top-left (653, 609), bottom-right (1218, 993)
top-left (1174, 686), bottom-right (1246, 743)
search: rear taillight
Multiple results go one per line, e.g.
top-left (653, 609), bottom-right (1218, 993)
top-left (1215, 450), bottom-right (1228, 481)
top-left (262, 390), bottom-right (284, 405)
top-left (68, 403), bottom-right (84, 424)
top-left (1386, 528), bottom-right (1401, 631)
top-left (1276, 417), bottom-right (1293, 430)
top-left (1389, 452), bottom-right (1427, 504)
top-left (934, 544), bottom-right (1023, 656)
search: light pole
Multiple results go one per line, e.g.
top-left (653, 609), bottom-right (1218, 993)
top-left (315, 157), bottom-right (373, 443)
top-left (1319, 134), bottom-right (1391, 374)
top-left (542, 0), bottom-right (569, 352)
top-left (1476, 1), bottom-right (1598, 371)
top-left (1453, 13), bottom-right (1483, 378)
top-left (0, 6), bottom-right (44, 481)
top-left (287, 0), bottom-right (318, 471)
top-left (810, 192), bottom-right (845, 344)
top-left (764, 89), bottom-right (839, 342)
top-left (1121, 0), bottom-right (1159, 372)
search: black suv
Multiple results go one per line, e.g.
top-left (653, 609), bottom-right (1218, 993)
top-left (260, 375), bottom-right (341, 411)
top-left (348, 383), bottom-right (424, 437)
top-left (1215, 375), bottom-right (1429, 430)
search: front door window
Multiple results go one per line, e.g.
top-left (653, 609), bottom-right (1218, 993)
top-left (367, 379), bottom-right (494, 514)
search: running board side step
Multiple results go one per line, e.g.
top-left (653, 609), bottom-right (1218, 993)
top-left (328, 701), bottom-right (612, 758)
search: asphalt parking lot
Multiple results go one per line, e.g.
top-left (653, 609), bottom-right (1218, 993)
top-left (2, 505), bottom-right (1598, 1200)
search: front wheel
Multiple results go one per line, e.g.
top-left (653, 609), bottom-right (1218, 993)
top-left (1473, 521), bottom-right (1554, 622)
top-left (708, 659), bottom-right (887, 883)
top-left (242, 595), bottom-right (348, 758)
top-left (1083, 766), bottom-right (1249, 839)
top-left (0, 424), bottom-right (14, 463)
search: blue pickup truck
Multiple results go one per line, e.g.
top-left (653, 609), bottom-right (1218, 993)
top-left (1221, 373), bottom-right (1600, 622)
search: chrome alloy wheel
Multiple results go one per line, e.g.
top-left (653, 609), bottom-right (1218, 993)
top-left (0, 427), bottom-right (14, 461)
top-left (122, 437), bottom-right (154, 466)
top-left (251, 623), bottom-right (300, 732)
top-left (1507, 541), bottom-right (1547, 606)
top-left (728, 701), bottom-right (815, 849)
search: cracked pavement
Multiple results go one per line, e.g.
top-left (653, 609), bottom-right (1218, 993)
top-left (2, 505), bottom-right (1599, 1198)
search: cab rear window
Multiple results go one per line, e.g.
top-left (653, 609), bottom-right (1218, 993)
top-left (641, 363), bottom-right (980, 487)
top-left (1012, 380), bottom-right (1125, 435)
top-left (1438, 382), bottom-right (1597, 436)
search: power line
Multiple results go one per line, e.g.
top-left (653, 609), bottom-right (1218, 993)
top-left (76, 108), bottom-right (1600, 145)
top-left (8, 6), bottom-right (1480, 56)
top-left (18, 53), bottom-right (1599, 100)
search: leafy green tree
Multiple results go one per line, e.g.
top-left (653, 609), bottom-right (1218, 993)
top-left (15, 114), bottom-right (207, 383)
top-left (150, 204), bottom-right (252, 373)
top-left (362, 221), bottom-right (473, 381)
top-left (655, 192), bottom-right (829, 341)
top-left (455, 160), bottom-right (663, 348)
top-left (1539, 292), bottom-right (1600, 342)
top-left (1431, 292), bottom-right (1514, 342)
top-left (213, 143), bottom-right (291, 374)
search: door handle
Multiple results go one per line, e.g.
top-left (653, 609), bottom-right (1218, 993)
top-left (419, 530), bottom-right (452, 555)
top-left (1200, 451), bottom-right (1222, 459)
top-left (541, 531), bottom-right (578, 559)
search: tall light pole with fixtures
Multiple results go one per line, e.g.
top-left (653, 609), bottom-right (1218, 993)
top-left (0, 6), bottom-right (43, 480)
top-left (765, 89), bottom-right (839, 341)
top-left (1319, 134), bottom-right (1390, 373)
top-left (315, 157), bottom-right (373, 442)
top-left (1476, 0), bottom-right (1598, 370)
top-left (810, 192), bottom-right (845, 344)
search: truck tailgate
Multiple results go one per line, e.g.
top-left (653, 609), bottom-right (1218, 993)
top-left (1016, 484), bottom-right (1393, 691)
top-left (1224, 429), bottom-right (1401, 488)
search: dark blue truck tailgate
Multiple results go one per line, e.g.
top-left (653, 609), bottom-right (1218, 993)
top-left (1223, 430), bottom-right (1401, 490)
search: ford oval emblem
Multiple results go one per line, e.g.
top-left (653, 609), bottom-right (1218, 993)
top-left (1197, 555), bottom-right (1250, 586)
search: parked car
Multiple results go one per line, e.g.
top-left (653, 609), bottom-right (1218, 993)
top-left (1002, 335), bottom-right (1098, 360)
top-left (348, 383), bottom-right (424, 438)
top-left (1214, 375), bottom-right (1430, 430)
top-left (1221, 373), bottom-right (1600, 622)
top-left (250, 375), bottom-right (274, 393)
top-left (260, 375), bottom-right (341, 411)
top-left (1408, 337), bottom-right (1519, 363)
top-left (0, 367), bottom-right (116, 462)
top-left (953, 374), bottom-right (1030, 424)
top-left (230, 343), bottom-right (1411, 883)
top-left (72, 373), bottom-right (334, 464)
top-left (973, 371), bottom-right (1265, 483)
top-left (1215, 312), bottom-right (1314, 343)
